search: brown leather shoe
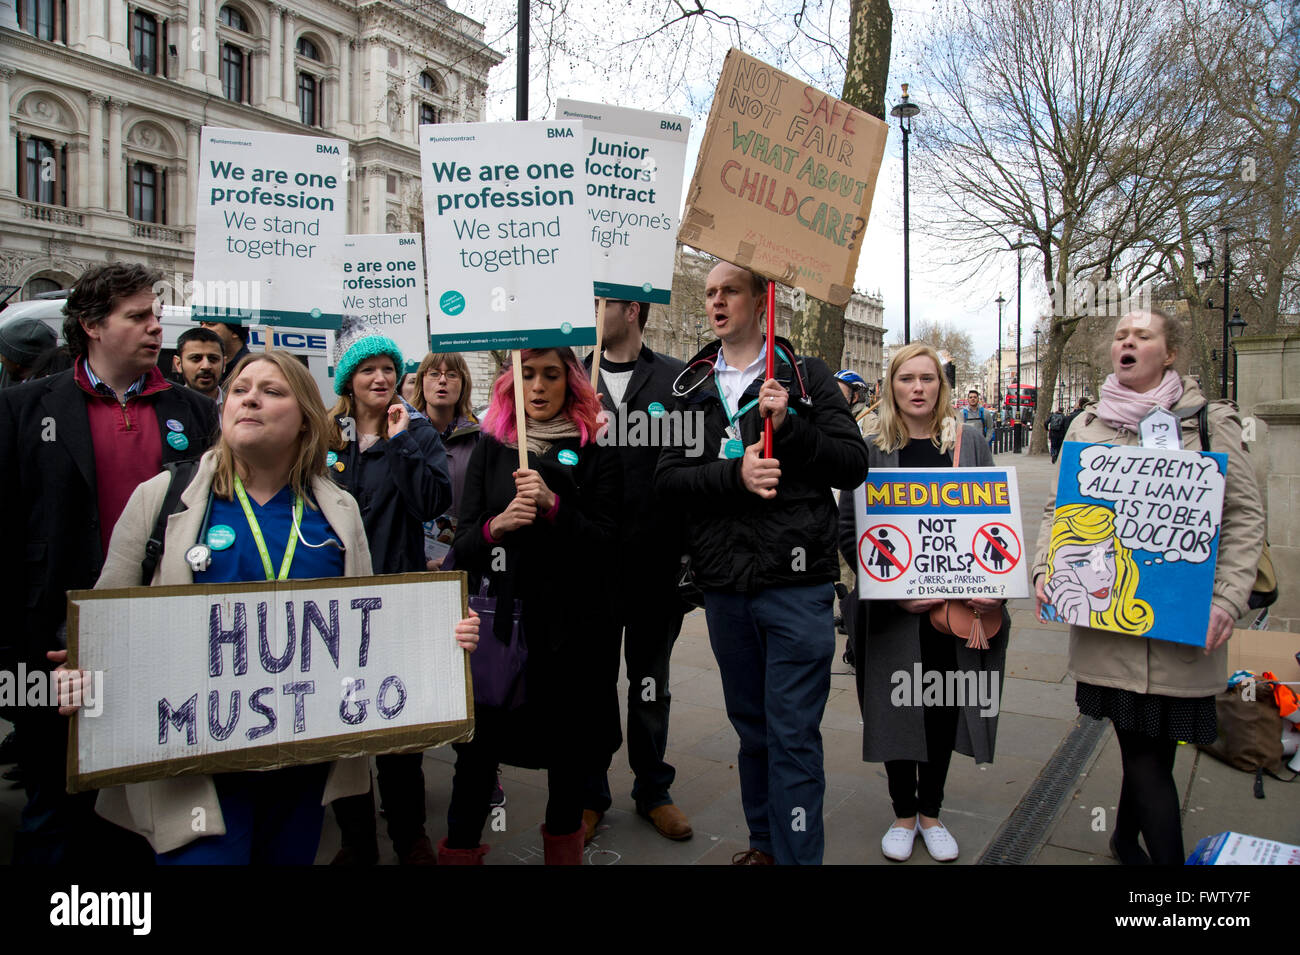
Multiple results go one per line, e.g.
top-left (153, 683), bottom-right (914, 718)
top-left (582, 809), bottom-right (604, 844)
top-left (731, 848), bottom-right (775, 865)
top-left (642, 804), bottom-right (693, 841)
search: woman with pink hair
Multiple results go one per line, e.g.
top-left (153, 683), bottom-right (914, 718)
top-left (437, 347), bottom-right (621, 865)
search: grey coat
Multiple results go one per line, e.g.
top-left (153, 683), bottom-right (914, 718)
top-left (837, 425), bottom-right (1011, 764)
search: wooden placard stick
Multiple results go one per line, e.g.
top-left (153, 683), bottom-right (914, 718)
top-left (590, 296), bottom-right (606, 392)
top-left (511, 350), bottom-right (528, 471)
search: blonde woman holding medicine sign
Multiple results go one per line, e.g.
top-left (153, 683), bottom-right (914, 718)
top-left (1032, 308), bottom-right (1264, 865)
top-left (838, 342), bottom-right (1009, 863)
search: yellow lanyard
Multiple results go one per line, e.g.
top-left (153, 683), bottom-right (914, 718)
top-left (233, 476), bottom-right (302, 581)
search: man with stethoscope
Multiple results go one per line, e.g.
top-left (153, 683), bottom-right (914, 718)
top-left (654, 260), bottom-right (869, 865)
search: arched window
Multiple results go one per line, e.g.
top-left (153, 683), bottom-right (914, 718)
top-left (23, 276), bottom-right (63, 298)
top-left (296, 36), bottom-right (319, 61)
top-left (419, 103), bottom-right (439, 126)
top-left (218, 5), bottom-right (247, 31)
top-left (298, 73), bottom-right (319, 127)
top-left (221, 43), bottom-right (249, 103)
top-left (419, 71), bottom-right (442, 94)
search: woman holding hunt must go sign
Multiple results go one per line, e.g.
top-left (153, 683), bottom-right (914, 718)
top-left (1033, 308), bottom-right (1265, 865)
top-left (838, 342), bottom-right (1010, 863)
top-left (51, 352), bottom-right (480, 864)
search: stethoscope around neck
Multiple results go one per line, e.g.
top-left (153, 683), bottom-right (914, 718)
top-left (184, 486), bottom-right (347, 574)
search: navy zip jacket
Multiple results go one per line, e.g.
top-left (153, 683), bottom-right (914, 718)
top-left (654, 336), bottom-right (869, 594)
top-left (331, 408), bottom-right (452, 574)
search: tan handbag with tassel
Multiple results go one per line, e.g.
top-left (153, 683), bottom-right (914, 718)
top-left (927, 428), bottom-right (997, 650)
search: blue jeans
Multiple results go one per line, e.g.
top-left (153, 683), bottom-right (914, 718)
top-left (156, 764), bottom-right (329, 865)
top-left (703, 583), bottom-right (835, 865)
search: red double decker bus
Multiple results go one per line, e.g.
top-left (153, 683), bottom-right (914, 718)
top-left (1003, 384), bottom-right (1037, 425)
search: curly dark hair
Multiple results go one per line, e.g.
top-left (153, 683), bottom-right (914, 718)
top-left (62, 263), bottom-right (163, 358)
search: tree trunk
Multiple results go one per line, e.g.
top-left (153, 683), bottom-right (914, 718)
top-left (792, 0), bottom-right (891, 367)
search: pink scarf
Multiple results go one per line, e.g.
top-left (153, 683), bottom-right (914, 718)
top-left (1096, 369), bottom-right (1184, 431)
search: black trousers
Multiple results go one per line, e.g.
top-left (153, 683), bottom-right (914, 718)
top-left (583, 591), bottom-right (684, 812)
top-left (884, 627), bottom-right (960, 819)
top-left (331, 751), bottom-right (427, 853)
top-left (1114, 728), bottom-right (1183, 864)
top-left (445, 738), bottom-right (583, 848)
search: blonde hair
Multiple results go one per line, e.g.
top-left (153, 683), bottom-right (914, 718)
top-left (411, 351), bottom-right (476, 422)
top-left (1047, 503), bottom-right (1153, 635)
top-left (873, 342), bottom-right (956, 455)
top-left (213, 352), bottom-right (330, 509)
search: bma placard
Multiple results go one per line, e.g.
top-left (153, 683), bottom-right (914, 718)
top-left (1041, 442), bottom-right (1226, 646)
top-left (679, 49), bottom-right (888, 306)
top-left (556, 99), bottom-right (690, 304)
top-left (66, 574), bottom-right (472, 792)
top-left (193, 127), bottom-right (348, 329)
top-left (854, 467), bottom-right (1029, 600)
top-left (342, 234), bottom-right (429, 373)
top-left (420, 121), bottom-right (594, 351)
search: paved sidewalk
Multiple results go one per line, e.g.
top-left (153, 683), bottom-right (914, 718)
top-left (2, 450), bottom-right (1295, 864)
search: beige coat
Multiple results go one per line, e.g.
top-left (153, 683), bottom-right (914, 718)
top-left (92, 450), bottom-right (373, 854)
top-left (1032, 378), bottom-right (1266, 697)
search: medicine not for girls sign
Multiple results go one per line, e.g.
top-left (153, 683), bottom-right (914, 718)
top-left (65, 574), bottom-right (472, 792)
top-left (853, 467), bottom-right (1029, 600)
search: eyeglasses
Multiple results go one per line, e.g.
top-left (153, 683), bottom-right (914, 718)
top-left (426, 369), bottom-right (461, 381)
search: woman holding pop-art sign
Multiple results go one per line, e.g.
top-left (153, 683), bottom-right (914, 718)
top-left (52, 352), bottom-right (480, 864)
top-left (1033, 308), bottom-right (1265, 865)
top-left (838, 342), bottom-right (1010, 864)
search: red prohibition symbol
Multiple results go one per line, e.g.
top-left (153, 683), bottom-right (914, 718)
top-left (860, 523), bottom-right (912, 582)
top-left (972, 522), bottom-right (1021, 575)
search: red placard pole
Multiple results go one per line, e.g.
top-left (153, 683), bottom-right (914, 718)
top-left (763, 281), bottom-right (776, 457)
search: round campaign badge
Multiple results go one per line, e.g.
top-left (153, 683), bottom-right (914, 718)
top-left (723, 439), bottom-right (744, 459)
top-left (439, 290), bottom-right (466, 316)
top-left (557, 449), bottom-right (578, 466)
top-left (642, 282), bottom-right (653, 294)
top-left (207, 525), bottom-right (237, 550)
top-left (648, 401), bottom-right (666, 418)
top-left (326, 451), bottom-right (338, 468)
top-left (334, 461), bottom-right (345, 472)
top-left (166, 432), bottom-right (189, 451)
top-left (165, 419), bottom-right (185, 433)
top-left (560, 322), bottom-right (573, 335)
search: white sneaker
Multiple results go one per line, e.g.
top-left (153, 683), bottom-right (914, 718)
top-left (918, 820), bottom-right (959, 861)
top-left (881, 820), bottom-right (919, 861)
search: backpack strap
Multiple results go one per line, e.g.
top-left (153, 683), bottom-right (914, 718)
top-left (141, 459), bottom-right (199, 585)
top-left (1198, 403), bottom-right (1210, 452)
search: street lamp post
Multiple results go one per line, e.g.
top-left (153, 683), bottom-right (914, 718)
top-left (995, 292), bottom-right (1006, 430)
top-left (891, 85), bottom-right (921, 345)
top-left (1229, 307), bottom-right (1246, 400)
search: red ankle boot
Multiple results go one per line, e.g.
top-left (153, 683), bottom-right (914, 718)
top-left (436, 837), bottom-right (488, 865)
top-left (541, 824), bottom-right (585, 865)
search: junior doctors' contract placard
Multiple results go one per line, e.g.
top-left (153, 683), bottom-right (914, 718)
top-left (556, 99), bottom-right (690, 304)
top-left (854, 467), bottom-right (1029, 600)
top-left (419, 121), bottom-right (594, 351)
top-left (193, 127), bottom-right (348, 329)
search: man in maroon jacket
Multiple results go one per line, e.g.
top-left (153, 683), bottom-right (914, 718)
top-left (0, 263), bottom-right (219, 864)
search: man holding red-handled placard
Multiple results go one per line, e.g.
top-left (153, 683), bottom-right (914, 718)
top-left (655, 260), bottom-right (869, 865)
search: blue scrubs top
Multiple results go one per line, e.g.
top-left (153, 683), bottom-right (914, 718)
top-left (195, 486), bottom-right (345, 583)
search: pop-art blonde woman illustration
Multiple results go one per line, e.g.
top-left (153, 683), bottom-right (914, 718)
top-left (1043, 503), bottom-right (1153, 635)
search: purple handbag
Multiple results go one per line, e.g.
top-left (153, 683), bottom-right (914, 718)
top-left (444, 550), bottom-right (527, 711)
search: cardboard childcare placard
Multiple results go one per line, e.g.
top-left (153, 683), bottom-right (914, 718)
top-left (1041, 441), bottom-right (1227, 646)
top-left (419, 121), bottom-right (594, 350)
top-left (342, 234), bottom-right (429, 373)
top-left (193, 127), bottom-right (348, 329)
top-left (854, 467), bottom-right (1029, 600)
top-left (679, 49), bottom-right (889, 306)
top-left (555, 99), bottom-right (690, 304)
top-left (65, 574), bottom-right (472, 793)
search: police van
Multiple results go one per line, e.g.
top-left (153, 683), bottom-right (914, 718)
top-left (0, 294), bottom-right (334, 400)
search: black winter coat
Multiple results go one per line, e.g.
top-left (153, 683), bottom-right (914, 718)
top-left (655, 337), bottom-right (870, 593)
top-left (0, 369), bottom-right (218, 675)
top-left (583, 345), bottom-right (687, 589)
top-left (452, 433), bottom-right (622, 768)
top-left (331, 412), bottom-right (451, 574)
